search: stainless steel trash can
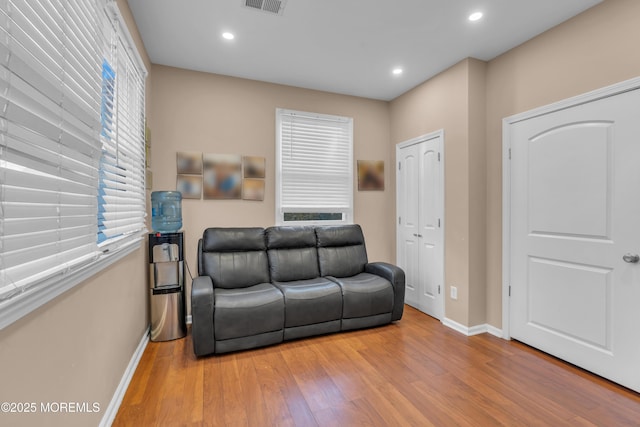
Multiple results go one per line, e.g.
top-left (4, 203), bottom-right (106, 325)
top-left (148, 232), bottom-right (186, 341)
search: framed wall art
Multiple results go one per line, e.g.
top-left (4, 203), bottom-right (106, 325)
top-left (357, 160), bottom-right (385, 191)
top-left (177, 174), bottom-right (202, 199)
top-left (243, 156), bottom-right (266, 178)
top-left (242, 178), bottom-right (265, 201)
top-left (177, 151), bottom-right (203, 175)
top-left (203, 153), bottom-right (242, 199)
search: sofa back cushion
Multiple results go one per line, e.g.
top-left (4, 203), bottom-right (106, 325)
top-left (316, 224), bottom-right (368, 278)
top-left (199, 227), bottom-right (270, 289)
top-left (266, 226), bottom-right (319, 282)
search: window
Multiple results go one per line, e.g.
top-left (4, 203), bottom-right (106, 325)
top-left (97, 20), bottom-right (146, 250)
top-left (276, 109), bottom-right (353, 225)
top-left (0, 0), bottom-right (146, 329)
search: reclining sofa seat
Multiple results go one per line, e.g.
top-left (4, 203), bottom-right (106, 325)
top-left (191, 227), bottom-right (284, 355)
top-left (266, 226), bottom-right (342, 340)
top-left (315, 225), bottom-right (404, 330)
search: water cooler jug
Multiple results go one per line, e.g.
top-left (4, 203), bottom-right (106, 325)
top-left (151, 191), bottom-right (182, 233)
top-left (148, 232), bottom-right (186, 341)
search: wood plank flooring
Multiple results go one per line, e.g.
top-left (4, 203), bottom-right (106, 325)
top-left (113, 306), bottom-right (640, 426)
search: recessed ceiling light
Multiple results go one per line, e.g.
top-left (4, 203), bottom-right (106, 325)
top-left (222, 32), bottom-right (235, 40)
top-left (468, 12), bottom-right (483, 22)
top-left (392, 68), bottom-right (403, 76)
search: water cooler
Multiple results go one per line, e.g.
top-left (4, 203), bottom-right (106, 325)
top-left (148, 232), bottom-right (186, 341)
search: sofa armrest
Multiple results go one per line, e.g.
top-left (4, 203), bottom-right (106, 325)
top-left (191, 275), bottom-right (216, 356)
top-left (365, 262), bottom-right (405, 321)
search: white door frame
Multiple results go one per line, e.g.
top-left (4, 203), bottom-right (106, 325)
top-left (502, 76), bottom-right (640, 340)
top-left (396, 129), bottom-right (445, 318)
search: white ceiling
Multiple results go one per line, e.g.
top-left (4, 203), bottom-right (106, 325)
top-left (128, 0), bottom-right (602, 101)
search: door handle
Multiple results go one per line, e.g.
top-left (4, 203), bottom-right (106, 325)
top-left (623, 253), bottom-right (640, 263)
top-left (413, 233), bottom-right (423, 238)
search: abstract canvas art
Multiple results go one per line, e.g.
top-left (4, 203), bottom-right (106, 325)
top-left (243, 156), bottom-right (266, 178)
top-left (357, 160), bottom-right (385, 191)
top-left (176, 152), bottom-right (266, 201)
top-left (176, 174), bottom-right (202, 199)
top-left (242, 178), bottom-right (265, 201)
top-left (203, 153), bottom-right (242, 199)
top-left (176, 151), bottom-right (203, 175)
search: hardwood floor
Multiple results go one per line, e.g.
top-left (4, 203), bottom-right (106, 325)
top-left (113, 306), bottom-right (640, 426)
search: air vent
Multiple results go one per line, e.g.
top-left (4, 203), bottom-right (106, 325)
top-left (243, 0), bottom-right (287, 15)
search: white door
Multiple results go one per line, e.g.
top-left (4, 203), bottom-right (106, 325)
top-left (397, 131), bottom-right (444, 320)
top-left (508, 86), bottom-right (640, 392)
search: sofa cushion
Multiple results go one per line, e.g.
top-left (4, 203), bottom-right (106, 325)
top-left (266, 226), bottom-right (316, 249)
top-left (316, 225), bottom-right (368, 278)
top-left (202, 227), bottom-right (265, 252)
top-left (329, 272), bottom-right (393, 319)
top-left (202, 251), bottom-right (271, 289)
top-left (214, 283), bottom-right (284, 340)
top-left (266, 226), bottom-right (319, 282)
top-left (200, 227), bottom-right (270, 289)
top-left (315, 224), bottom-right (365, 247)
top-left (273, 277), bottom-right (342, 327)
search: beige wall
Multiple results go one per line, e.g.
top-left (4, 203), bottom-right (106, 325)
top-left (0, 247), bottom-right (147, 426)
top-left (0, 2), bottom-right (152, 426)
top-left (467, 59), bottom-right (487, 326)
top-left (149, 65), bottom-right (392, 312)
top-left (390, 0), bottom-right (640, 329)
top-left (484, 0), bottom-right (640, 327)
top-left (389, 58), bottom-right (486, 326)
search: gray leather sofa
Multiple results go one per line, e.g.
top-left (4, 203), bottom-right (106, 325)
top-left (191, 224), bottom-right (405, 356)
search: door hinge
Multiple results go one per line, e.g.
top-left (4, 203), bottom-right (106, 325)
top-left (398, 162), bottom-right (401, 170)
top-left (508, 285), bottom-right (511, 297)
top-left (438, 152), bottom-right (441, 162)
top-left (438, 285), bottom-right (441, 294)
top-left (438, 218), bottom-right (441, 228)
top-left (508, 148), bottom-right (511, 160)
top-left (399, 216), bottom-right (402, 225)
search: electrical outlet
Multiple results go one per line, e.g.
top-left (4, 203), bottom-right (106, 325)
top-left (450, 286), bottom-right (458, 300)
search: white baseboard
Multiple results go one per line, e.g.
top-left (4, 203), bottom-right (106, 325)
top-left (486, 324), bottom-right (504, 338)
top-left (442, 317), bottom-right (504, 338)
top-left (100, 327), bottom-right (150, 427)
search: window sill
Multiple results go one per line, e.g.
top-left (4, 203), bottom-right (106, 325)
top-left (0, 238), bottom-right (143, 331)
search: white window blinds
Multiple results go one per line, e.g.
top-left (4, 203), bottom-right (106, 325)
top-left (98, 15), bottom-right (146, 249)
top-left (0, 0), bottom-right (146, 328)
top-left (276, 109), bottom-right (353, 224)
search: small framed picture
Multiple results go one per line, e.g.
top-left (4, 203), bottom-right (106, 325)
top-left (177, 151), bottom-right (203, 175)
top-left (243, 178), bottom-right (265, 201)
top-left (357, 160), bottom-right (384, 191)
top-left (177, 174), bottom-right (202, 199)
top-left (243, 156), bottom-right (266, 179)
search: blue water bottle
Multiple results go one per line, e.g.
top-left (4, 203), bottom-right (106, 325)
top-left (151, 191), bottom-right (182, 233)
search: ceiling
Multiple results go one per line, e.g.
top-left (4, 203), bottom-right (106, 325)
top-left (128, 0), bottom-right (602, 101)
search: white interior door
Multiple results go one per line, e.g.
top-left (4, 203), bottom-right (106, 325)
top-left (397, 131), bottom-right (444, 320)
top-left (507, 86), bottom-right (640, 392)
